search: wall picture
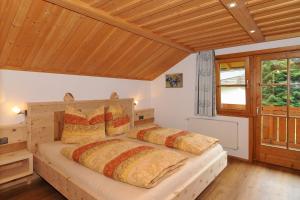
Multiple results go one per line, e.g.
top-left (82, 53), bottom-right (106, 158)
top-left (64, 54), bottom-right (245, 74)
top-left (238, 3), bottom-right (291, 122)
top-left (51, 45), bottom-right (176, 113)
top-left (166, 73), bottom-right (183, 88)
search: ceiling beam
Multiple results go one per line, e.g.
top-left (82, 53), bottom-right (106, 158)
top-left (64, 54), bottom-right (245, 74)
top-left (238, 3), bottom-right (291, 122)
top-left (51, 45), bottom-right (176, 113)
top-left (44, 0), bottom-right (193, 53)
top-left (219, 0), bottom-right (265, 42)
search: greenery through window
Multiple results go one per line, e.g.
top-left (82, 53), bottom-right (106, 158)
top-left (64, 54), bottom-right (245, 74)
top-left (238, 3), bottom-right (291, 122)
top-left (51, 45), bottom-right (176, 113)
top-left (261, 58), bottom-right (300, 107)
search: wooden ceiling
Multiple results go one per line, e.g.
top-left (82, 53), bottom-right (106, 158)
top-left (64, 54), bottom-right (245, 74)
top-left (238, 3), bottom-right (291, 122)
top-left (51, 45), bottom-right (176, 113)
top-left (0, 0), bottom-right (299, 80)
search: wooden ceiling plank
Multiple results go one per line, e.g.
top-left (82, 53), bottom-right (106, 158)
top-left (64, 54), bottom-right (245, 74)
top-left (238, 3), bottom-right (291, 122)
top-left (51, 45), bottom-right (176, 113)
top-left (30, 10), bottom-right (82, 70)
top-left (248, 0), bottom-right (300, 14)
top-left (258, 15), bottom-right (300, 28)
top-left (263, 27), bottom-right (300, 36)
top-left (254, 7), bottom-right (300, 21)
top-left (101, 35), bottom-right (141, 75)
top-left (140, 50), bottom-right (188, 80)
top-left (133, 48), bottom-right (175, 79)
top-left (79, 26), bottom-right (118, 72)
top-left (261, 21), bottom-right (300, 32)
top-left (115, 42), bottom-right (163, 77)
top-left (44, 0), bottom-right (193, 53)
top-left (90, 0), bottom-right (110, 8)
top-left (128, 45), bottom-right (171, 77)
top-left (36, 13), bottom-right (82, 69)
top-left (151, 7), bottom-right (226, 32)
top-left (23, 3), bottom-right (63, 67)
top-left (155, 12), bottom-right (231, 33)
top-left (52, 17), bottom-right (98, 68)
top-left (265, 32), bottom-right (300, 41)
top-left (171, 23), bottom-right (238, 39)
top-left (176, 27), bottom-right (244, 43)
top-left (63, 22), bottom-right (107, 72)
top-left (83, 29), bottom-right (132, 74)
top-left (189, 35), bottom-right (251, 48)
top-left (0, 0), bottom-right (32, 65)
top-left (6, 0), bottom-right (49, 67)
top-left (106, 37), bottom-right (145, 73)
top-left (0, 0), bottom-right (25, 65)
top-left (143, 4), bottom-right (225, 30)
top-left (183, 32), bottom-right (249, 46)
top-left (193, 39), bottom-right (253, 51)
top-left (255, 10), bottom-right (300, 25)
top-left (160, 16), bottom-right (234, 36)
top-left (245, 0), bottom-right (274, 7)
top-left (144, 50), bottom-right (188, 80)
top-left (126, 0), bottom-right (193, 23)
top-left (138, 0), bottom-right (220, 27)
top-left (219, 0), bottom-right (265, 42)
top-left (110, 0), bottom-right (156, 16)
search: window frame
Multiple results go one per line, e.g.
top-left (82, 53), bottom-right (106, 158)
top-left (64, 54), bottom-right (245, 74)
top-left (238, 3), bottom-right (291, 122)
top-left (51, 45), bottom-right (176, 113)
top-left (215, 57), bottom-right (251, 116)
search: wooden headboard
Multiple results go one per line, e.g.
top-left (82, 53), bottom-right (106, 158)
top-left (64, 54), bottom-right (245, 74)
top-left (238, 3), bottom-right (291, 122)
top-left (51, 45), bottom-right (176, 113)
top-left (26, 98), bottom-right (134, 153)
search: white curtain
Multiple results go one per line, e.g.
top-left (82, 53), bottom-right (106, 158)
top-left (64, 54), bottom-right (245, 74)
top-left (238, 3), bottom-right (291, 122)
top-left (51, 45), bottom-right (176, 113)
top-left (195, 50), bottom-right (216, 116)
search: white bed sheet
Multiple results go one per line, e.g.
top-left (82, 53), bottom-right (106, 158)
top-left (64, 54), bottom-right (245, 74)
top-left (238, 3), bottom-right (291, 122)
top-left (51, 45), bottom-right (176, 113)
top-left (37, 136), bottom-right (225, 200)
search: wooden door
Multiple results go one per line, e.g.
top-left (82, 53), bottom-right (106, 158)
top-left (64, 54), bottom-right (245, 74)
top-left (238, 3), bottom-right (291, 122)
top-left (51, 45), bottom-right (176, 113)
top-left (254, 51), bottom-right (300, 170)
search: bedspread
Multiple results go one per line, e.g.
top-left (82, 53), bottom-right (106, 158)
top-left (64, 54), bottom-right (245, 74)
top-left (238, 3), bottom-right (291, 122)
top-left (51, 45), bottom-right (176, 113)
top-left (128, 125), bottom-right (218, 155)
top-left (61, 139), bottom-right (187, 188)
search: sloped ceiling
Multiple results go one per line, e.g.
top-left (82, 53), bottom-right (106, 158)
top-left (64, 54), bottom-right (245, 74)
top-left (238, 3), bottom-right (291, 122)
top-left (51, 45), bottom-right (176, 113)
top-left (0, 0), bottom-right (299, 80)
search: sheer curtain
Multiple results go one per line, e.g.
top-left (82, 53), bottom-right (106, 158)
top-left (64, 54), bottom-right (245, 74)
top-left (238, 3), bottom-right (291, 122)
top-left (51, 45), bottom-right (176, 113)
top-left (195, 50), bottom-right (216, 117)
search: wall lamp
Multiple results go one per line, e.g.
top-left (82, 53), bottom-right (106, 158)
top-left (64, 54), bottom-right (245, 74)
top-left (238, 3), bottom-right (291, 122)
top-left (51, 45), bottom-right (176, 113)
top-left (12, 106), bottom-right (27, 116)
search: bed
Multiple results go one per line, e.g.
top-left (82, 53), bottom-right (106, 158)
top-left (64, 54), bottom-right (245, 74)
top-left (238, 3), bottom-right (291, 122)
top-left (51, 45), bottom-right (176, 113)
top-left (27, 98), bottom-right (227, 200)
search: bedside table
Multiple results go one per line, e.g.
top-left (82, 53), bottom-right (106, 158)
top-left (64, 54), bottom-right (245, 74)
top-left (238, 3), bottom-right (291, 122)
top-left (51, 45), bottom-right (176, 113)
top-left (0, 149), bottom-right (33, 184)
top-left (134, 108), bottom-right (155, 126)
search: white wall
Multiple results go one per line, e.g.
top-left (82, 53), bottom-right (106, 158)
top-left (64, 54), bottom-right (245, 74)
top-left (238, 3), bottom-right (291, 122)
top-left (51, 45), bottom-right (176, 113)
top-left (150, 54), bottom-right (249, 159)
top-left (0, 70), bottom-right (151, 125)
top-left (151, 37), bottom-right (300, 160)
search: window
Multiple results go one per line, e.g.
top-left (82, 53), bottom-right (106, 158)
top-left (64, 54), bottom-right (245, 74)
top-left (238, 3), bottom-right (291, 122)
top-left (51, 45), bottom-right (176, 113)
top-left (216, 57), bottom-right (250, 116)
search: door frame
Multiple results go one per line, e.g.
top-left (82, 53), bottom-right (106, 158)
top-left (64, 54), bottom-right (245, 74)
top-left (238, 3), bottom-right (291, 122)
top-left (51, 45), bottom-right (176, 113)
top-left (253, 51), bottom-right (300, 170)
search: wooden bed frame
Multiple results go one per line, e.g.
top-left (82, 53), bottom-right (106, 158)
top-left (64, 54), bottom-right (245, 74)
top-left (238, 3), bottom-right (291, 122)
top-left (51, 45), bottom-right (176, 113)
top-left (27, 98), bottom-right (227, 200)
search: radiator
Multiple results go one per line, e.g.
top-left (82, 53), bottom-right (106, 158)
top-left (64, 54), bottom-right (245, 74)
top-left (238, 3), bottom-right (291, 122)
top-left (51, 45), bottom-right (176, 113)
top-left (186, 117), bottom-right (239, 150)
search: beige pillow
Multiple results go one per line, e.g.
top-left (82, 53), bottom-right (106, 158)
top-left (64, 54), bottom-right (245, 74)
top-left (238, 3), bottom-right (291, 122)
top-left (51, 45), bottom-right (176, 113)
top-left (105, 103), bottom-right (130, 136)
top-left (61, 106), bottom-right (105, 144)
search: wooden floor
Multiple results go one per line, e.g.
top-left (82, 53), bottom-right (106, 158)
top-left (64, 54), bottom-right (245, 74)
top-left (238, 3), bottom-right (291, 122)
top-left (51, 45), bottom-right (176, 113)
top-left (1, 158), bottom-right (300, 200)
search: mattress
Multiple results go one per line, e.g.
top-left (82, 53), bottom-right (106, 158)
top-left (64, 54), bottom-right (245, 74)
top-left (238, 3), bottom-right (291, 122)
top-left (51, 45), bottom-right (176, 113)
top-left (37, 136), bottom-right (225, 200)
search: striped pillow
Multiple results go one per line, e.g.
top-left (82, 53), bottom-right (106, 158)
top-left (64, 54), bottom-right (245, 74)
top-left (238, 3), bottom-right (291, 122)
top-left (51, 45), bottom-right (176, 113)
top-left (105, 103), bottom-right (130, 136)
top-left (61, 106), bottom-right (105, 144)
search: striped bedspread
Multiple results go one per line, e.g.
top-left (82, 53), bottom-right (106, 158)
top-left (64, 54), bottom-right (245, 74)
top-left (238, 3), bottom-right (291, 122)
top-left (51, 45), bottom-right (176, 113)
top-left (128, 125), bottom-right (219, 155)
top-left (61, 139), bottom-right (187, 188)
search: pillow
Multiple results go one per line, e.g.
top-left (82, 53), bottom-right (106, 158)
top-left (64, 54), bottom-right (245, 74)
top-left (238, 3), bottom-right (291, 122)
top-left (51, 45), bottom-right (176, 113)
top-left (61, 106), bottom-right (106, 144)
top-left (105, 103), bottom-right (130, 136)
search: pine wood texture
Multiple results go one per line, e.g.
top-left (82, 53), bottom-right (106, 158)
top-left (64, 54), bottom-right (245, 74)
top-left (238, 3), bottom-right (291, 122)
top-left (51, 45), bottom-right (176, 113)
top-left (26, 98), bottom-right (134, 152)
top-left (0, 0), bottom-right (299, 80)
top-left (245, 0), bottom-right (300, 41)
top-left (0, 124), bottom-right (28, 144)
top-left (220, 0), bottom-right (265, 42)
top-left (134, 108), bottom-right (155, 126)
top-left (0, 0), bottom-right (188, 80)
top-left (0, 150), bottom-right (33, 184)
top-left (0, 142), bottom-right (27, 155)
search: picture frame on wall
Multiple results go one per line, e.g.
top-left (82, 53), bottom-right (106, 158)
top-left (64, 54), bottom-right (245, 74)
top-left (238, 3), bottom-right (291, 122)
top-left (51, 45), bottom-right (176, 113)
top-left (166, 73), bottom-right (183, 88)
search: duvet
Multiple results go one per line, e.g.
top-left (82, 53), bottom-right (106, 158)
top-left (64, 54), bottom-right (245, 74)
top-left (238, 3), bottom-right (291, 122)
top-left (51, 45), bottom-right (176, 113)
top-left (128, 125), bottom-right (219, 155)
top-left (61, 139), bottom-right (187, 188)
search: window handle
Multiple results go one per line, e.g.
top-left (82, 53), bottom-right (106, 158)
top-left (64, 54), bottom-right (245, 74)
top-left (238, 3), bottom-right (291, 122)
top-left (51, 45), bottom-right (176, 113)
top-left (256, 107), bottom-right (260, 115)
